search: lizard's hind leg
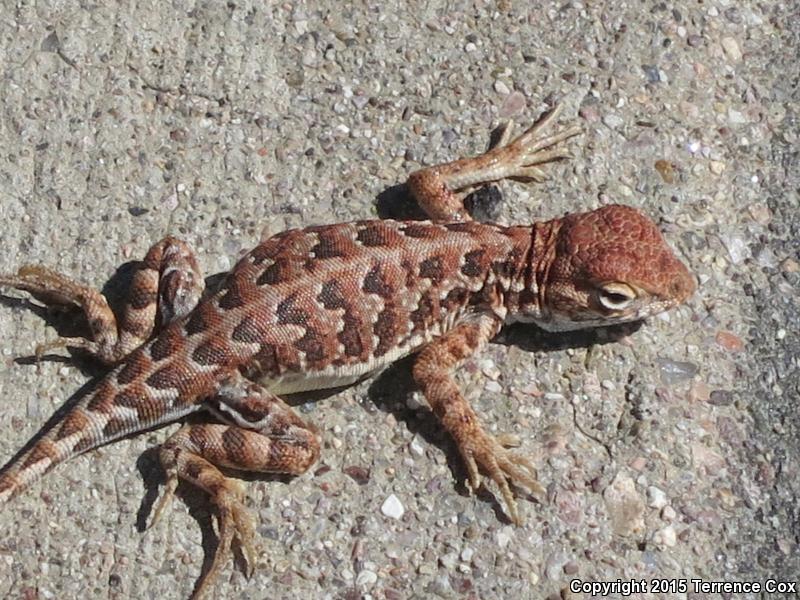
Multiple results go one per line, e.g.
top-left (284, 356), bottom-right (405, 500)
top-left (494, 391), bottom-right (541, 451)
top-left (151, 375), bottom-right (320, 599)
top-left (0, 236), bottom-right (204, 364)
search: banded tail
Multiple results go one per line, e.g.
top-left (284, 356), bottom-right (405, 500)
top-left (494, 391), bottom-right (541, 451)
top-left (0, 352), bottom-right (203, 503)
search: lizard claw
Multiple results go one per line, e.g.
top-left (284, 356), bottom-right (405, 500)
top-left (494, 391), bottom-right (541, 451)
top-left (457, 429), bottom-right (545, 525)
top-left (193, 484), bottom-right (258, 599)
top-left (498, 106), bottom-right (581, 182)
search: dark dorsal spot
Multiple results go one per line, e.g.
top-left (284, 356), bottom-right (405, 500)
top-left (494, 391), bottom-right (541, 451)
top-left (356, 223), bottom-right (391, 246)
top-left (317, 279), bottom-right (346, 310)
top-left (249, 242), bottom-right (281, 265)
top-left (311, 231), bottom-right (345, 259)
top-left (55, 410), bottom-right (89, 441)
top-left (256, 261), bottom-right (286, 286)
top-left (184, 307), bottom-right (209, 336)
top-left (339, 312), bottom-right (364, 358)
top-left (373, 308), bottom-right (398, 357)
top-left (295, 329), bottom-right (327, 363)
top-left (20, 441), bottom-right (57, 470)
top-left (86, 381), bottom-right (115, 413)
top-left (117, 351), bottom-right (149, 385)
top-left (362, 264), bottom-right (393, 298)
top-left (461, 249), bottom-right (487, 277)
top-left (193, 339), bottom-right (231, 366)
top-left (102, 417), bottom-right (128, 439)
top-left (149, 327), bottom-right (184, 362)
top-left (232, 315), bottom-right (264, 343)
top-left (218, 281), bottom-right (246, 309)
top-left (419, 256), bottom-right (445, 283)
top-left (276, 293), bottom-right (308, 326)
top-left (221, 427), bottom-right (248, 459)
top-left (146, 365), bottom-right (184, 390)
top-left (401, 223), bottom-right (437, 239)
top-left (129, 288), bottom-right (157, 310)
top-left (113, 387), bottom-right (144, 408)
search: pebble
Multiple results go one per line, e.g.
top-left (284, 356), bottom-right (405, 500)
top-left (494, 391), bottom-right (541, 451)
top-left (709, 160), bottom-right (726, 175)
top-left (715, 331), bottom-right (744, 352)
top-left (409, 435), bottom-right (425, 457)
top-left (381, 494), bottom-right (405, 519)
top-left (727, 108), bottom-right (748, 125)
top-left (499, 91), bottom-right (526, 118)
top-left (495, 526), bottom-right (513, 548)
top-left (721, 37), bottom-right (742, 62)
top-left (603, 472), bottom-right (645, 536)
top-left (439, 552), bottom-right (458, 570)
top-left (356, 569), bottom-right (378, 587)
top-left (719, 233), bottom-right (750, 264)
top-left (657, 358), bottom-right (698, 385)
top-left (602, 113), bottom-right (624, 129)
top-left (647, 486), bottom-right (668, 509)
top-left (493, 80), bottom-right (511, 95)
top-left (708, 390), bottom-right (734, 406)
top-left (654, 525), bottom-right (678, 547)
top-left (485, 380), bottom-right (502, 393)
top-left (747, 202), bottom-right (772, 225)
top-left (687, 381), bottom-right (711, 403)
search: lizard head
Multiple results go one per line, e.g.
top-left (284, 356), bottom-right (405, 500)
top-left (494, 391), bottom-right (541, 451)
top-left (531, 204), bottom-right (696, 332)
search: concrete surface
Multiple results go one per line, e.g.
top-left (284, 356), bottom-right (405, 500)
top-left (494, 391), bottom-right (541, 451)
top-left (0, 1), bottom-right (797, 599)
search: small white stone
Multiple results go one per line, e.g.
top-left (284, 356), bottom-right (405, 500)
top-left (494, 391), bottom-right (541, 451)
top-left (709, 160), bottom-right (726, 175)
top-left (655, 525), bottom-right (677, 547)
top-left (647, 485), bottom-right (668, 509)
top-left (661, 505), bottom-right (677, 521)
top-left (602, 113), bottom-right (624, 129)
top-left (381, 494), bottom-right (405, 519)
top-left (355, 569), bottom-right (377, 587)
top-left (460, 547), bottom-right (474, 562)
top-left (494, 80), bottom-right (510, 95)
top-left (409, 435), bottom-right (425, 457)
top-left (776, 329), bottom-right (786, 340)
top-left (485, 380), bottom-right (502, 393)
top-left (495, 525), bottom-right (514, 548)
top-left (440, 552), bottom-right (458, 569)
top-left (721, 36), bottom-right (742, 62)
top-left (728, 108), bottom-right (747, 124)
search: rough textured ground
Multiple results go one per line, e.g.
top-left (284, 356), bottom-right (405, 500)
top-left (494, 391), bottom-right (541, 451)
top-left (0, 2), bottom-right (797, 599)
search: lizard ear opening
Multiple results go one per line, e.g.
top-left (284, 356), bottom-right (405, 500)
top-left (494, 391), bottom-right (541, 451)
top-left (597, 283), bottom-right (636, 311)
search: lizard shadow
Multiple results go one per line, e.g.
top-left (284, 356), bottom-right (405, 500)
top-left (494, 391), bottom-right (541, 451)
top-left (364, 320), bottom-right (642, 524)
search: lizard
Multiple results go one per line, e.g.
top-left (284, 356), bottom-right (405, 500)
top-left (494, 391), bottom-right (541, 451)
top-left (0, 103), bottom-right (696, 598)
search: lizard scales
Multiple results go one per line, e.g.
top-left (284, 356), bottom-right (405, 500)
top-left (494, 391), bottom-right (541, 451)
top-left (0, 104), bottom-right (695, 598)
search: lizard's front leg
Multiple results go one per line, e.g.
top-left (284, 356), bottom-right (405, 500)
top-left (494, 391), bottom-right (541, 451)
top-left (151, 375), bottom-right (320, 599)
top-left (0, 236), bottom-right (204, 364)
top-left (412, 313), bottom-right (544, 525)
top-left (407, 102), bottom-right (582, 222)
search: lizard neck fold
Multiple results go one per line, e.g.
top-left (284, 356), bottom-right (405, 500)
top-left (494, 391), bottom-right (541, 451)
top-left (503, 218), bottom-right (562, 323)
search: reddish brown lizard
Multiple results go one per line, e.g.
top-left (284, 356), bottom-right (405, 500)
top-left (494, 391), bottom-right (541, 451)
top-left (0, 104), bottom-right (695, 598)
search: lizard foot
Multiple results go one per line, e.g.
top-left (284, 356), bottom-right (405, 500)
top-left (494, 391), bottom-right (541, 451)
top-left (491, 103), bottom-right (583, 183)
top-left (457, 429), bottom-right (545, 525)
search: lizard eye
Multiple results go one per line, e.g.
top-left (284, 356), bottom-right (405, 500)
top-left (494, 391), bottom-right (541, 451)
top-left (597, 283), bottom-right (636, 311)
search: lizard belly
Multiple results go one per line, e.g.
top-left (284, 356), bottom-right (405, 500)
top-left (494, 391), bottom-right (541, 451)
top-left (260, 332), bottom-right (426, 395)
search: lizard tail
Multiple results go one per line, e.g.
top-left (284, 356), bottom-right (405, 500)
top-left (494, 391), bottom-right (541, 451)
top-left (0, 376), bottom-right (124, 503)
top-left (0, 359), bottom-right (200, 503)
